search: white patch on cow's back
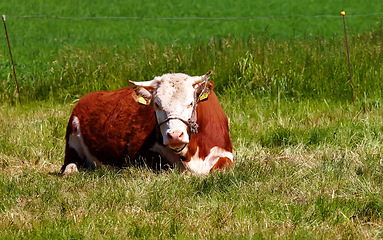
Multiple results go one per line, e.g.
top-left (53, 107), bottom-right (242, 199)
top-left (185, 147), bottom-right (234, 175)
top-left (68, 116), bottom-right (100, 169)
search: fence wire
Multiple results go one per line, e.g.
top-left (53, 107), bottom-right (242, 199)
top-left (4, 12), bottom-right (383, 21)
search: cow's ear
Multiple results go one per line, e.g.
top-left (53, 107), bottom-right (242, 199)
top-left (132, 86), bottom-right (152, 106)
top-left (196, 81), bottom-right (215, 102)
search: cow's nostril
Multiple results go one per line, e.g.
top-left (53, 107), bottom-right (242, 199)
top-left (167, 132), bottom-right (174, 139)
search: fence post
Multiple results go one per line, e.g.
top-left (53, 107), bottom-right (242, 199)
top-left (2, 15), bottom-right (22, 104)
top-left (341, 10), bottom-right (355, 106)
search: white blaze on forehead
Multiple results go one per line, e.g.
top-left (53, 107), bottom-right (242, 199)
top-left (154, 74), bottom-right (195, 110)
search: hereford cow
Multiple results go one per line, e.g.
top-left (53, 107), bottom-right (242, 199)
top-left (60, 71), bottom-right (233, 175)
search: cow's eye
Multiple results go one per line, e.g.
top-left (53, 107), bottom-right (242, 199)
top-left (155, 102), bottom-right (161, 109)
top-left (188, 102), bottom-right (193, 108)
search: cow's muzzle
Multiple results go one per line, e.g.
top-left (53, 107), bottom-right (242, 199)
top-left (156, 116), bottom-right (197, 153)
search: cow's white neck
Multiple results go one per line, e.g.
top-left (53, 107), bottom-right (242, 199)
top-left (184, 147), bottom-right (234, 175)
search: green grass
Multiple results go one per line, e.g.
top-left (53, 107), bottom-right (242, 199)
top-left (3, 30), bottom-right (383, 104)
top-left (1, 99), bottom-right (383, 239)
top-left (1, 0), bottom-right (383, 238)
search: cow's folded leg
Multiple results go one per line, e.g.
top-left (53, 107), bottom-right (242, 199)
top-left (150, 143), bottom-right (187, 172)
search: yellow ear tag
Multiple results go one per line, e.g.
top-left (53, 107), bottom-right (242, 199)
top-left (138, 96), bottom-right (147, 105)
top-left (199, 92), bottom-right (209, 101)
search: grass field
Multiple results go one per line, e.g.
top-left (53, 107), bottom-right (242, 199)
top-left (2, 98), bottom-right (383, 239)
top-left (1, 0), bottom-right (383, 239)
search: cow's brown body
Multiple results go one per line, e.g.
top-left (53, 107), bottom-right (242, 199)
top-left (60, 87), bottom-right (159, 173)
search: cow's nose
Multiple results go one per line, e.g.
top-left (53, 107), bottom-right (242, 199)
top-left (167, 130), bottom-right (184, 142)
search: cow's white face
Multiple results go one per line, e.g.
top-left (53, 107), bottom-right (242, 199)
top-left (153, 74), bottom-right (197, 148)
top-left (130, 72), bottom-right (212, 151)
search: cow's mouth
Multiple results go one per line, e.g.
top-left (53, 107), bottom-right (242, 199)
top-left (168, 143), bottom-right (188, 153)
top-left (168, 143), bottom-right (186, 149)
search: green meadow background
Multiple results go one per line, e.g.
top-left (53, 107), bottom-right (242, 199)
top-left (0, 0), bottom-right (382, 102)
top-left (1, 0), bottom-right (383, 239)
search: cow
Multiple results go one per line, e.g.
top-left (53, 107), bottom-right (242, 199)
top-left (60, 71), bottom-right (233, 175)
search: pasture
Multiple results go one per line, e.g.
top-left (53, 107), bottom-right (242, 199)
top-left (1, 0), bottom-right (383, 238)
